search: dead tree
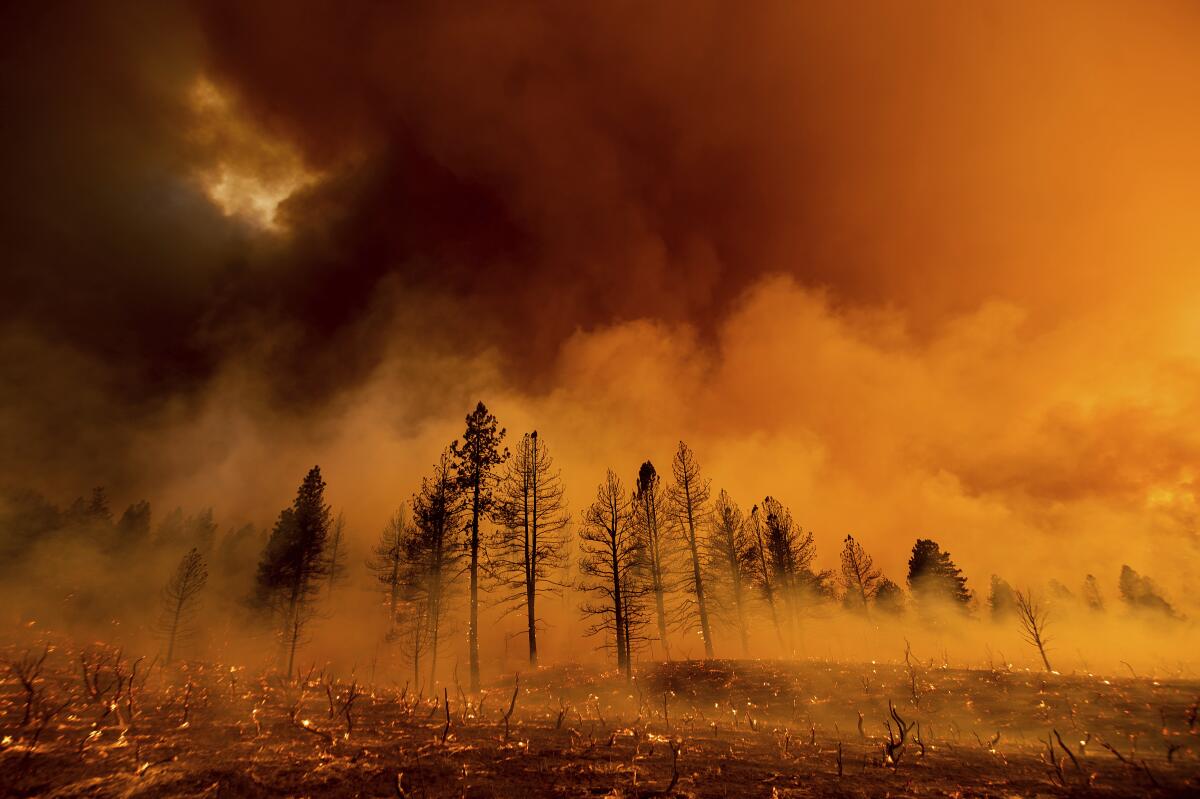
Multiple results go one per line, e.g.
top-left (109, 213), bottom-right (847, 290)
top-left (709, 490), bottom-right (755, 656)
top-left (746, 504), bottom-right (784, 647)
top-left (8, 645), bottom-right (50, 726)
top-left (668, 441), bottom-right (715, 658)
top-left (633, 461), bottom-right (679, 660)
top-left (840, 534), bottom-right (884, 615)
top-left (159, 547), bottom-right (208, 663)
top-left (1015, 588), bottom-right (1053, 672)
top-left (490, 431), bottom-right (569, 666)
top-left (579, 469), bottom-right (646, 676)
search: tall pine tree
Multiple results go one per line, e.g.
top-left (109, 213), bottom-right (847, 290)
top-left (254, 466), bottom-right (333, 678)
top-left (450, 402), bottom-right (508, 692)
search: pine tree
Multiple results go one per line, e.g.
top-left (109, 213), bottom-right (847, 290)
top-left (988, 575), bottom-right (1018, 622)
top-left (159, 547), bottom-right (208, 663)
top-left (906, 538), bottom-right (971, 613)
top-left (760, 497), bottom-right (832, 648)
top-left (325, 513), bottom-right (348, 597)
top-left (873, 578), bottom-right (905, 614)
top-left (746, 504), bottom-right (784, 646)
top-left (1118, 565), bottom-right (1177, 618)
top-left (367, 505), bottom-right (433, 689)
top-left (450, 401), bottom-right (509, 692)
top-left (633, 461), bottom-right (676, 660)
top-left (709, 490), bottom-right (755, 656)
top-left (668, 441), bottom-right (715, 658)
top-left (491, 431), bottom-right (569, 666)
top-left (411, 451), bottom-right (466, 688)
top-left (114, 500), bottom-right (151, 552)
top-left (839, 534), bottom-right (883, 614)
top-left (1081, 574), bottom-right (1104, 612)
top-left (254, 466), bottom-right (333, 678)
top-left (579, 469), bottom-right (644, 677)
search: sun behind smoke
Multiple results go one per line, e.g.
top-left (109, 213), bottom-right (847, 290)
top-left (187, 76), bottom-right (316, 231)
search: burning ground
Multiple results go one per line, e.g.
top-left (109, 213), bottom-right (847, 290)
top-left (2, 632), bottom-right (1198, 798)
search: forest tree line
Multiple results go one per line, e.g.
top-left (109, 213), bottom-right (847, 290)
top-left (0, 401), bottom-right (1185, 684)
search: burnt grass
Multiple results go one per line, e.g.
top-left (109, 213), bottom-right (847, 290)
top-left (2, 646), bottom-right (1199, 797)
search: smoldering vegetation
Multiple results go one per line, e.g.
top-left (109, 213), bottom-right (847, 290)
top-left (2, 402), bottom-right (1199, 795)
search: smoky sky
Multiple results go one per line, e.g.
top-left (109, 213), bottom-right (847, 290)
top-left (4, 0), bottom-right (1200, 500)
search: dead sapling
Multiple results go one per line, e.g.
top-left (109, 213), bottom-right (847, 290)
top-left (502, 674), bottom-right (521, 741)
top-left (8, 644), bottom-right (50, 726)
top-left (1100, 738), bottom-right (1159, 788)
top-left (440, 688), bottom-right (451, 744)
top-left (883, 701), bottom-right (913, 767)
top-left (1015, 588), bottom-right (1053, 672)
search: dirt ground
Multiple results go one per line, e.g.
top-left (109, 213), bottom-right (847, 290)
top-left (2, 643), bottom-right (1198, 798)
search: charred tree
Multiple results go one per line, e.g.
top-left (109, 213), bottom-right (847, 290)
top-left (709, 490), bottom-right (755, 656)
top-left (579, 469), bottom-right (644, 676)
top-left (668, 441), bottom-right (715, 658)
top-left (159, 547), bottom-right (208, 663)
top-left (839, 534), bottom-right (884, 615)
top-left (450, 401), bottom-right (508, 692)
top-left (746, 504), bottom-right (784, 647)
top-left (491, 431), bottom-right (569, 667)
top-left (1014, 588), bottom-right (1053, 672)
top-left (633, 460), bottom-right (676, 660)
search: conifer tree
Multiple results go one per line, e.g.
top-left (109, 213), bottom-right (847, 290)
top-left (450, 402), bottom-right (508, 692)
top-left (873, 578), bottom-right (905, 614)
top-left (906, 538), bottom-right (972, 613)
top-left (746, 504), bottom-right (784, 646)
top-left (325, 513), bottom-right (348, 597)
top-left (988, 575), bottom-right (1018, 622)
top-left (160, 547), bottom-right (208, 663)
top-left (1081, 573), bottom-right (1104, 612)
top-left (633, 460), bottom-right (676, 659)
top-left (411, 451), bottom-right (466, 688)
top-left (709, 490), bottom-right (755, 655)
top-left (491, 431), bottom-right (569, 666)
top-left (668, 441), bottom-right (715, 658)
top-left (579, 469), bottom-right (643, 677)
top-left (368, 505), bottom-right (433, 689)
top-left (254, 466), bottom-right (333, 678)
top-left (839, 534), bottom-right (883, 614)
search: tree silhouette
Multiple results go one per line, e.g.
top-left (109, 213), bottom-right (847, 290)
top-left (159, 547), bottom-right (208, 663)
top-left (254, 466), bottom-right (333, 678)
top-left (988, 575), bottom-right (1018, 622)
top-left (906, 538), bottom-right (971, 613)
top-left (709, 490), bottom-right (755, 656)
top-left (450, 401), bottom-right (508, 692)
top-left (368, 505), bottom-right (433, 689)
top-left (325, 513), bottom-right (348, 597)
top-left (668, 441), bottom-right (715, 658)
top-left (759, 496), bottom-right (832, 650)
top-left (1014, 588), bottom-right (1053, 672)
top-left (839, 534), bottom-right (884, 614)
top-left (114, 500), bottom-right (151, 552)
top-left (746, 504), bottom-right (784, 647)
top-left (579, 469), bottom-right (644, 677)
top-left (412, 450), bottom-right (466, 688)
top-left (1118, 565), bottom-right (1178, 618)
top-left (873, 578), bottom-right (905, 615)
top-left (633, 460), bottom-right (677, 660)
top-left (490, 431), bottom-right (569, 667)
top-left (1081, 573), bottom-right (1104, 612)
